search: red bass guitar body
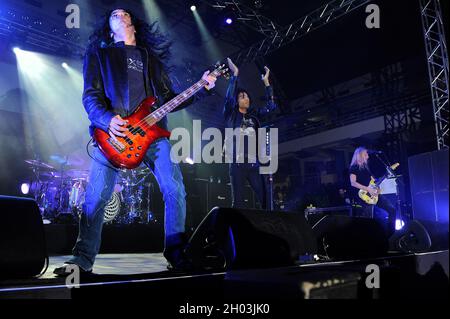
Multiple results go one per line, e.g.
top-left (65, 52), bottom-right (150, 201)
top-left (93, 96), bottom-right (170, 169)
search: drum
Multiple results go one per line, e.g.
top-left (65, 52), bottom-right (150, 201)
top-left (69, 180), bottom-right (85, 210)
top-left (67, 180), bottom-right (123, 223)
top-left (114, 183), bottom-right (124, 193)
top-left (40, 180), bottom-right (71, 214)
top-left (104, 192), bottom-right (122, 223)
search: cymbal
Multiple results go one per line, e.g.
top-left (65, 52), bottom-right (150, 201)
top-left (25, 159), bottom-right (54, 170)
top-left (40, 170), bottom-right (88, 179)
top-left (135, 167), bottom-right (150, 175)
top-left (65, 169), bottom-right (89, 178)
top-left (40, 171), bottom-right (65, 179)
top-left (49, 155), bottom-right (84, 167)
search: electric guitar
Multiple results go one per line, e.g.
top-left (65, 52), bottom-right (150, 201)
top-left (93, 63), bottom-right (230, 169)
top-left (358, 163), bottom-right (400, 205)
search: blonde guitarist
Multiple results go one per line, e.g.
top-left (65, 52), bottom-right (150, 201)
top-left (349, 147), bottom-right (396, 236)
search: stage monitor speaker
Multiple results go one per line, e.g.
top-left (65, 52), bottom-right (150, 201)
top-left (408, 149), bottom-right (449, 222)
top-left (389, 219), bottom-right (449, 253)
top-left (187, 207), bottom-right (317, 270)
top-left (312, 215), bottom-right (389, 260)
top-left (0, 196), bottom-right (48, 278)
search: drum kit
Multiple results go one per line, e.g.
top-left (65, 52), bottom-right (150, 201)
top-left (24, 156), bottom-right (156, 224)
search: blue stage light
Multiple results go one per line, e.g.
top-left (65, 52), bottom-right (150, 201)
top-left (20, 183), bottom-right (30, 195)
top-left (395, 219), bottom-right (405, 230)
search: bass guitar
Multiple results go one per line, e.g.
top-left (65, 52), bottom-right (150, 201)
top-left (94, 63), bottom-right (229, 169)
top-left (358, 163), bottom-right (400, 205)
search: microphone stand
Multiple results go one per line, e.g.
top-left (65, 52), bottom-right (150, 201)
top-left (265, 127), bottom-right (273, 211)
top-left (374, 153), bottom-right (402, 227)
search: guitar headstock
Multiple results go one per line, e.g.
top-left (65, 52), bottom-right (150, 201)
top-left (212, 62), bottom-right (231, 80)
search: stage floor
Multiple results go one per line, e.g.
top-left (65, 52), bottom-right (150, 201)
top-left (0, 253), bottom-right (226, 299)
top-left (1, 250), bottom-right (448, 300)
top-left (45, 253), bottom-right (168, 278)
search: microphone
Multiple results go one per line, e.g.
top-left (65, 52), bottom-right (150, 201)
top-left (367, 149), bottom-right (383, 154)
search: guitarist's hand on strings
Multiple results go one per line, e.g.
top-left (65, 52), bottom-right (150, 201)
top-left (109, 115), bottom-right (128, 140)
top-left (367, 187), bottom-right (378, 197)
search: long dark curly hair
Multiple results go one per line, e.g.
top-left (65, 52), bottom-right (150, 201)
top-left (86, 8), bottom-right (171, 67)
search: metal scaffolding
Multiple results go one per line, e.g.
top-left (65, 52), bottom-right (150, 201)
top-left (230, 0), bottom-right (370, 64)
top-left (420, 0), bottom-right (449, 150)
top-left (0, 6), bottom-right (85, 58)
top-left (201, 0), bottom-right (280, 36)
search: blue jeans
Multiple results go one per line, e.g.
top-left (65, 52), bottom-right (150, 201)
top-left (67, 138), bottom-right (186, 271)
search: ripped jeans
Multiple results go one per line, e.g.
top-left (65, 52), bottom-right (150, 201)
top-left (67, 138), bottom-right (186, 271)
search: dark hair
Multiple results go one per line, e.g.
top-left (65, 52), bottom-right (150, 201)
top-left (86, 8), bottom-right (172, 67)
top-left (235, 88), bottom-right (252, 107)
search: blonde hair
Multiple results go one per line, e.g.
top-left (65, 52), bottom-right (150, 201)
top-left (350, 146), bottom-right (368, 169)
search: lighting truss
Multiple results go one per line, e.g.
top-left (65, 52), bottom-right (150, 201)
top-left (0, 7), bottom-right (85, 58)
top-left (229, 0), bottom-right (371, 64)
top-left (420, 0), bottom-right (449, 149)
top-left (201, 0), bottom-right (280, 36)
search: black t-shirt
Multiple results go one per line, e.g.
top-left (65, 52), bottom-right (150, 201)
top-left (349, 165), bottom-right (373, 201)
top-left (235, 112), bottom-right (259, 163)
top-left (349, 165), bottom-right (373, 187)
top-left (125, 45), bottom-right (147, 113)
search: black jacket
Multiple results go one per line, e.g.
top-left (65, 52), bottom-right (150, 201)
top-left (223, 75), bottom-right (276, 129)
top-left (223, 75), bottom-right (277, 163)
top-left (82, 41), bottom-right (201, 136)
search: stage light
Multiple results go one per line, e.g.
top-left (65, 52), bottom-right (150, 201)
top-left (395, 219), bottom-right (405, 230)
top-left (12, 47), bottom-right (21, 54)
top-left (185, 157), bottom-right (194, 165)
top-left (21, 183), bottom-right (30, 195)
top-left (142, 0), bottom-right (169, 31)
top-left (61, 62), bottom-right (68, 68)
top-left (14, 49), bottom-right (87, 152)
top-left (191, 4), bottom-right (221, 61)
top-left (190, 5), bottom-right (196, 12)
top-left (225, 18), bottom-right (233, 25)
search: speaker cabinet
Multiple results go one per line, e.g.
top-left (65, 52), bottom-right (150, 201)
top-left (187, 207), bottom-right (317, 270)
top-left (0, 196), bottom-right (48, 278)
top-left (408, 149), bottom-right (449, 222)
top-left (312, 215), bottom-right (389, 260)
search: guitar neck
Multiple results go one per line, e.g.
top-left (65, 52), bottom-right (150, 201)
top-left (375, 165), bottom-right (399, 187)
top-left (375, 176), bottom-right (386, 187)
top-left (147, 79), bottom-right (208, 122)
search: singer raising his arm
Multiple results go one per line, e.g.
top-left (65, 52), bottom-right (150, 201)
top-left (223, 58), bottom-right (277, 210)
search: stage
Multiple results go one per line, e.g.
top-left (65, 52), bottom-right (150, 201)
top-left (0, 250), bottom-right (448, 301)
top-left (0, 0), bottom-right (449, 308)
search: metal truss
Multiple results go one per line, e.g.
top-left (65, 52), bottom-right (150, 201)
top-left (420, 0), bottom-right (449, 150)
top-left (201, 0), bottom-right (280, 37)
top-left (0, 7), bottom-right (84, 58)
top-left (383, 105), bottom-right (421, 160)
top-left (230, 0), bottom-right (371, 64)
top-left (384, 106), bottom-right (422, 135)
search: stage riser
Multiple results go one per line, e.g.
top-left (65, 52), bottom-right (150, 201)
top-left (1, 250), bottom-right (447, 301)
